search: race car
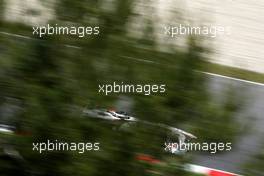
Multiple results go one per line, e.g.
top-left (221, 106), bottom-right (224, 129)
top-left (83, 108), bottom-right (196, 155)
top-left (0, 124), bottom-right (15, 134)
top-left (83, 109), bottom-right (137, 122)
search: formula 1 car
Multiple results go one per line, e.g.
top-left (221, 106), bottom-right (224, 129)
top-left (0, 124), bottom-right (30, 175)
top-left (83, 108), bottom-right (195, 136)
top-left (83, 109), bottom-right (137, 122)
top-left (82, 108), bottom-right (196, 154)
top-left (0, 124), bottom-right (15, 134)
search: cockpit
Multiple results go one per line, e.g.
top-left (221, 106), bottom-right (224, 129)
top-left (116, 111), bottom-right (128, 115)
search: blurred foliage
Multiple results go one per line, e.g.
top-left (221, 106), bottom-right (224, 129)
top-left (194, 89), bottom-right (241, 144)
top-left (0, 0), bottom-right (243, 175)
top-left (0, 0), bottom-right (3, 20)
top-left (244, 146), bottom-right (264, 176)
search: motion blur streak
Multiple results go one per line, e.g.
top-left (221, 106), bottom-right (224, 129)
top-left (0, 0), bottom-right (263, 176)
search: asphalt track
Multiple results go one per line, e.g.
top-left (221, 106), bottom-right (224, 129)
top-left (193, 73), bottom-right (264, 175)
top-left (113, 53), bottom-right (264, 174)
top-left (113, 70), bottom-right (264, 175)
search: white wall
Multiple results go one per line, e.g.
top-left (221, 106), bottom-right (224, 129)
top-left (4, 0), bottom-right (264, 73)
top-left (134, 0), bottom-right (264, 73)
top-left (4, 0), bottom-right (55, 26)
